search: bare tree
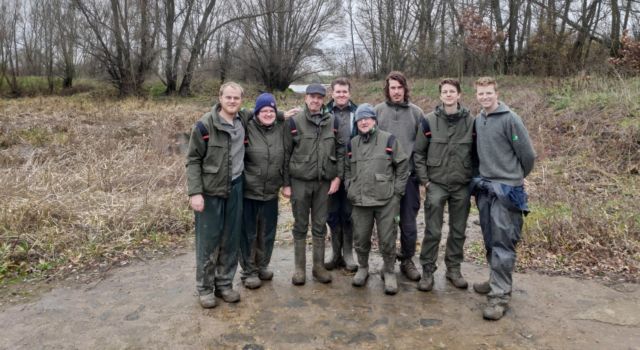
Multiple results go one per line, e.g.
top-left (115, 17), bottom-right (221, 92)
top-left (0, 0), bottom-right (21, 95)
top-left (237, 0), bottom-right (341, 91)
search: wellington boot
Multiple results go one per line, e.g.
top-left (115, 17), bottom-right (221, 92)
top-left (417, 269), bottom-right (434, 292)
top-left (352, 267), bottom-right (369, 287)
top-left (312, 238), bottom-right (332, 283)
top-left (342, 229), bottom-right (358, 272)
top-left (446, 269), bottom-right (469, 289)
top-left (324, 255), bottom-right (345, 271)
top-left (383, 257), bottom-right (398, 295)
top-left (291, 239), bottom-right (306, 286)
top-left (473, 280), bottom-right (491, 294)
top-left (325, 226), bottom-right (344, 270)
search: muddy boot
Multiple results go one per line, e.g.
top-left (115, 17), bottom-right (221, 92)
top-left (446, 268), bottom-right (469, 289)
top-left (258, 268), bottom-right (273, 281)
top-left (243, 276), bottom-right (261, 289)
top-left (399, 258), bottom-right (421, 281)
top-left (198, 293), bottom-right (217, 309)
top-left (473, 280), bottom-right (491, 294)
top-left (352, 253), bottom-right (369, 287)
top-left (483, 299), bottom-right (508, 320)
top-left (383, 256), bottom-right (398, 295)
top-left (324, 227), bottom-right (344, 270)
top-left (417, 266), bottom-right (434, 292)
top-left (214, 288), bottom-right (240, 303)
top-left (342, 227), bottom-right (358, 272)
top-left (291, 239), bottom-right (306, 286)
top-left (312, 238), bottom-right (332, 283)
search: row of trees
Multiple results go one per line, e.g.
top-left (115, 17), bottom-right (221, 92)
top-left (1, 0), bottom-right (639, 97)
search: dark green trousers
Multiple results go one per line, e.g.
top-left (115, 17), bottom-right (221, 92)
top-left (419, 183), bottom-right (470, 272)
top-left (194, 179), bottom-right (243, 295)
top-left (290, 178), bottom-right (330, 240)
top-left (239, 197), bottom-right (278, 278)
top-left (352, 197), bottom-right (399, 261)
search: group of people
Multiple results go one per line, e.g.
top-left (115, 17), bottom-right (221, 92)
top-left (185, 72), bottom-right (536, 321)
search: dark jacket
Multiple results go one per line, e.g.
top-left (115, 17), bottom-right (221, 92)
top-left (414, 104), bottom-right (474, 190)
top-left (345, 129), bottom-right (409, 207)
top-left (243, 116), bottom-right (287, 201)
top-left (284, 106), bottom-right (345, 184)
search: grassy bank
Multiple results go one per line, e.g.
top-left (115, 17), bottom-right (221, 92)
top-left (0, 75), bottom-right (638, 285)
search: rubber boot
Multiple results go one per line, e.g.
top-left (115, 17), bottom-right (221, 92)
top-left (352, 253), bottom-right (369, 287)
top-left (291, 239), bottom-right (306, 286)
top-left (324, 226), bottom-right (344, 270)
top-left (383, 256), bottom-right (398, 295)
top-left (342, 227), bottom-right (358, 272)
top-left (312, 238), bottom-right (332, 283)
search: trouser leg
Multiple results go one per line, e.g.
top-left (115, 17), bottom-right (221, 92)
top-left (419, 183), bottom-right (447, 272)
top-left (351, 205), bottom-right (374, 266)
top-left (310, 180), bottom-right (331, 240)
top-left (327, 189), bottom-right (344, 261)
top-left (444, 186), bottom-right (471, 270)
top-left (376, 199), bottom-right (399, 260)
top-left (398, 175), bottom-right (420, 260)
top-left (291, 178), bottom-right (312, 241)
top-left (257, 198), bottom-right (278, 270)
top-left (477, 193), bottom-right (494, 265)
top-left (195, 195), bottom-right (225, 295)
top-left (239, 198), bottom-right (259, 278)
top-left (214, 180), bottom-right (243, 289)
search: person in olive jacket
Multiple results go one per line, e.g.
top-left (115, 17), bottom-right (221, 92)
top-left (239, 93), bottom-right (287, 290)
top-left (282, 83), bottom-right (345, 286)
top-left (345, 104), bottom-right (409, 295)
top-left (186, 82), bottom-right (247, 309)
top-left (413, 78), bottom-right (475, 293)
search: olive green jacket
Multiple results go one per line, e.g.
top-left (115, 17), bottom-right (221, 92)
top-left (284, 106), bottom-right (345, 185)
top-left (243, 116), bottom-right (287, 201)
top-left (413, 104), bottom-right (474, 190)
top-left (345, 129), bottom-right (409, 207)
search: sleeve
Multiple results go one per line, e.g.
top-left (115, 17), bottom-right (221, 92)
top-left (283, 118), bottom-right (294, 187)
top-left (344, 141), bottom-right (351, 188)
top-left (510, 113), bottom-right (536, 178)
top-left (413, 116), bottom-right (430, 185)
top-left (393, 138), bottom-right (410, 197)
top-left (185, 122), bottom-right (207, 196)
top-left (334, 118), bottom-right (345, 181)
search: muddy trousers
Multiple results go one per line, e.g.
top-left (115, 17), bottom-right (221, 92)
top-left (419, 183), bottom-right (470, 272)
top-left (477, 191), bottom-right (524, 304)
top-left (327, 183), bottom-right (353, 258)
top-left (239, 198), bottom-right (278, 279)
top-left (352, 198), bottom-right (399, 266)
top-left (398, 174), bottom-right (421, 260)
top-left (290, 178), bottom-right (330, 240)
top-left (194, 179), bottom-right (243, 296)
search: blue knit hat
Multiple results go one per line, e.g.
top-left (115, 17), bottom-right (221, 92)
top-left (254, 93), bottom-right (277, 115)
top-left (354, 103), bottom-right (376, 122)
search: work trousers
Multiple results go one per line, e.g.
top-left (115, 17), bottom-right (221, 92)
top-left (239, 197), bottom-right (278, 278)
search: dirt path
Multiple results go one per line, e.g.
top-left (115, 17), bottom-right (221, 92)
top-left (1, 240), bottom-right (639, 349)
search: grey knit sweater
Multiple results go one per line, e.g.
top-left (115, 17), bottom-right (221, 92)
top-left (476, 102), bottom-right (536, 186)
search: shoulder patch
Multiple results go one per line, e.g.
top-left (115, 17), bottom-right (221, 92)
top-left (196, 121), bottom-right (209, 142)
top-left (420, 118), bottom-right (432, 138)
top-left (386, 135), bottom-right (396, 155)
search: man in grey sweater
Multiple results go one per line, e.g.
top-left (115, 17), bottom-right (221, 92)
top-left (472, 76), bottom-right (536, 320)
top-left (374, 71), bottom-right (424, 281)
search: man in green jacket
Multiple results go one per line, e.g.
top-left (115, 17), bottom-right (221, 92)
top-left (239, 93), bottom-right (287, 289)
top-left (374, 71), bottom-right (424, 282)
top-left (414, 78), bottom-right (475, 292)
top-left (186, 82), bottom-right (246, 308)
top-left (325, 77), bottom-right (358, 272)
top-left (346, 104), bottom-right (409, 295)
top-left (282, 83), bottom-right (345, 285)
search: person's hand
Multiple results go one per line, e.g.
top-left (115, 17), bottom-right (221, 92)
top-left (284, 107), bottom-right (301, 119)
top-left (190, 194), bottom-right (204, 212)
top-left (425, 181), bottom-right (431, 191)
top-left (282, 186), bottom-right (292, 198)
top-left (328, 177), bottom-right (341, 194)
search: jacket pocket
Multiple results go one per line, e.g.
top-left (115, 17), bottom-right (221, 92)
top-left (289, 154), bottom-right (312, 179)
top-left (374, 173), bottom-right (394, 200)
top-left (323, 155), bottom-right (338, 180)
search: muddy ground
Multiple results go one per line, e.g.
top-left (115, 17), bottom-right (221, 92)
top-left (1, 212), bottom-right (639, 349)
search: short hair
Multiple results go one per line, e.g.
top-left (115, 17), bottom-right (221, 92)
top-left (331, 77), bottom-right (351, 91)
top-left (384, 71), bottom-right (410, 102)
top-left (219, 81), bottom-right (244, 97)
top-left (474, 76), bottom-right (498, 90)
top-left (438, 78), bottom-right (461, 93)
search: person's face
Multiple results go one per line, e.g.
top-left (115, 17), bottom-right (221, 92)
top-left (440, 83), bottom-right (461, 107)
top-left (305, 93), bottom-right (324, 113)
top-left (357, 117), bottom-right (375, 133)
top-left (475, 84), bottom-right (499, 113)
top-left (388, 79), bottom-right (405, 103)
top-left (257, 106), bottom-right (276, 126)
top-left (219, 87), bottom-right (242, 116)
top-left (331, 84), bottom-right (351, 108)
